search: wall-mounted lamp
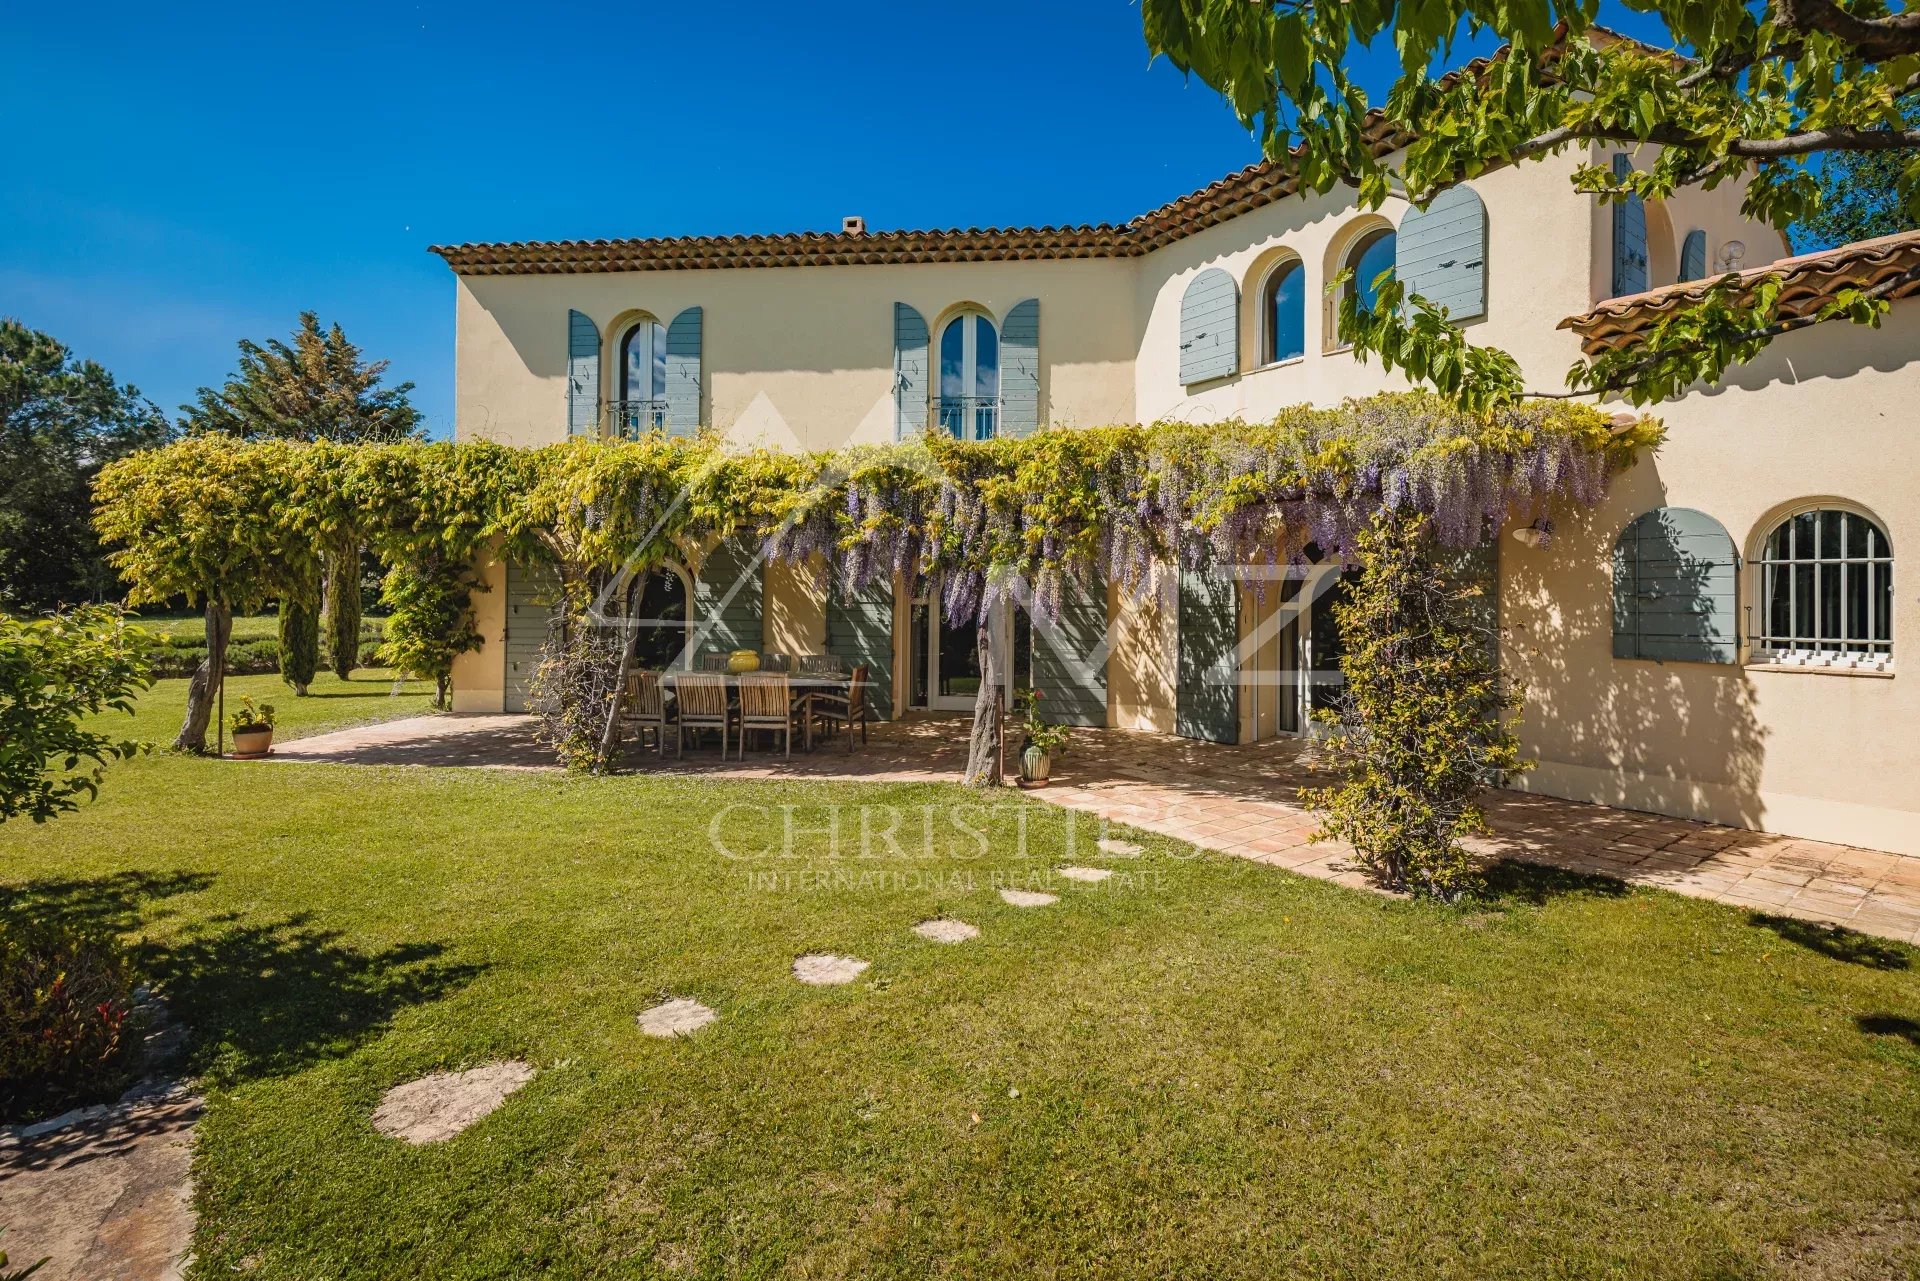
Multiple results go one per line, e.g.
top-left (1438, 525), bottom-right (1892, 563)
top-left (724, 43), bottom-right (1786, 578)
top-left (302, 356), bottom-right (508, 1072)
top-left (1512, 517), bottom-right (1554, 549)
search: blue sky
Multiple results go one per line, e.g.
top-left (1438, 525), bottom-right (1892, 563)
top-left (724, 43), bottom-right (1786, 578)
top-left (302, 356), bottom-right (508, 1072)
top-left (3, 2), bottom-right (1665, 437)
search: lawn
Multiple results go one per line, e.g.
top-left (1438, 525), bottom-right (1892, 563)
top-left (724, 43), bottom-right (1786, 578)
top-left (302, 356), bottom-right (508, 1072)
top-left (100, 669), bottom-right (438, 746)
top-left (8, 684), bottom-right (1920, 1277)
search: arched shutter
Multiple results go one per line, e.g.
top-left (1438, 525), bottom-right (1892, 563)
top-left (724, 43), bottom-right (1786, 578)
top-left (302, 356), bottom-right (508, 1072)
top-left (1000, 298), bottom-right (1040, 437)
top-left (1610, 154), bottom-right (1649, 297)
top-left (893, 303), bottom-right (929, 440)
top-left (1030, 571), bottom-right (1107, 727)
top-left (664, 307), bottom-right (702, 436)
top-left (690, 537), bottom-right (764, 660)
top-left (567, 309), bottom-right (600, 437)
top-left (1176, 564), bottom-right (1239, 741)
top-left (1679, 230), bottom-right (1708, 283)
top-left (1612, 507), bottom-right (1738, 664)
top-left (1179, 268), bottom-right (1239, 386)
top-left (1396, 185), bottom-right (1488, 320)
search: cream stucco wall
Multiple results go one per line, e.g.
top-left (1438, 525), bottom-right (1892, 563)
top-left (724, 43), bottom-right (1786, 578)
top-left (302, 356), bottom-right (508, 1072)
top-left (1130, 150), bottom-right (1601, 421)
top-left (455, 260), bottom-right (1137, 449)
top-left (450, 542), bottom-right (508, 714)
top-left (1504, 302), bottom-right (1920, 854)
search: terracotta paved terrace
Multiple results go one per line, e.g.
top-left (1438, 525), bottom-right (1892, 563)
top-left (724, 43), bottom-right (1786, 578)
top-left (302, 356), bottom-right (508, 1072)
top-left (271, 714), bottom-right (1920, 945)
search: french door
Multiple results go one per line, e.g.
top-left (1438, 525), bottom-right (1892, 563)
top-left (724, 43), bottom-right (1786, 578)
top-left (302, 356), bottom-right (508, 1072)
top-left (1245, 564), bottom-right (1354, 741)
top-left (910, 584), bottom-right (1026, 711)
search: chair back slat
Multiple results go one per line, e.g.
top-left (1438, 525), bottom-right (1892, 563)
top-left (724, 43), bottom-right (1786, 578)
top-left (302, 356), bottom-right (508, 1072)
top-left (677, 672), bottom-right (730, 718)
top-left (738, 673), bottom-right (789, 719)
top-left (693, 651), bottom-right (728, 672)
top-left (797, 654), bottom-right (842, 676)
top-left (847, 664), bottom-right (868, 717)
top-left (626, 669), bottom-right (664, 718)
top-left (759, 652), bottom-right (792, 673)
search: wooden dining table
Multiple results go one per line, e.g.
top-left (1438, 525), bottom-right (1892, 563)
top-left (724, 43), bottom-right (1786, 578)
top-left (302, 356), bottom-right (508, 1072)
top-left (657, 669), bottom-right (851, 752)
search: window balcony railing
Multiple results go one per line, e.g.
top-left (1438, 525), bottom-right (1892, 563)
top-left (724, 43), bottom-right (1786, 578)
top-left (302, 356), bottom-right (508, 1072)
top-left (607, 398), bottom-right (668, 440)
top-left (935, 396), bottom-right (999, 441)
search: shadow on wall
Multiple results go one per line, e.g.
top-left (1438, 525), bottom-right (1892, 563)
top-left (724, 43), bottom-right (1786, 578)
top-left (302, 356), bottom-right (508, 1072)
top-left (1694, 301), bottom-right (1915, 395)
top-left (1, 872), bottom-right (485, 1089)
top-left (1504, 463), bottom-right (1768, 834)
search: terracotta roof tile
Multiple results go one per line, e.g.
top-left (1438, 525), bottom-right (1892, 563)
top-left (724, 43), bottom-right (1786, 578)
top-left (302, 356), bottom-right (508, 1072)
top-left (1561, 230), bottom-right (1920, 354)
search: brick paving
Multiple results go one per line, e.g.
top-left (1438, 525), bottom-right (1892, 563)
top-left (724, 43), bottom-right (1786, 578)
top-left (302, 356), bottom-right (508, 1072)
top-left (270, 713), bottom-right (1920, 945)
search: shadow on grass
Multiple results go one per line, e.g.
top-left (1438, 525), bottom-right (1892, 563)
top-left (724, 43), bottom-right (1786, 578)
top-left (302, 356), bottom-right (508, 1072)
top-left (1471, 859), bottom-right (1631, 907)
top-left (1752, 914), bottom-right (1911, 971)
top-left (3, 873), bottom-right (483, 1088)
top-left (1856, 1014), bottom-right (1920, 1046)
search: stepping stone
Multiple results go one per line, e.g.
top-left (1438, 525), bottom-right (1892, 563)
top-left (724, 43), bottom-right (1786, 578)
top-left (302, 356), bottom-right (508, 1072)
top-left (1057, 866), bottom-right (1113, 883)
top-left (912, 918), bottom-right (980, 943)
top-left (1000, 888), bottom-right (1058, 908)
top-left (1096, 838), bottom-right (1144, 857)
top-left (372, 1061), bottom-right (534, 1144)
top-left (638, 998), bottom-right (718, 1038)
top-left (792, 954), bottom-right (869, 986)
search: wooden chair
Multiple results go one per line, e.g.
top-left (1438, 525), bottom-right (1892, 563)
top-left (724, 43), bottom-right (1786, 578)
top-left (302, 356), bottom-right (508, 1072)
top-left (809, 663), bottom-right (873, 752)
top-left (692, 651), bottom-right (730, 672)
top-left (621, 669), bottom-right (674, 757)
top-left (796, 654), bottom-right (843, 677)
top-left (759, 652), bottom-right (792, 673)
top-left (675, 672), bottom-right (733, 755)
top-left (737, 673), bottom-right (806, 758)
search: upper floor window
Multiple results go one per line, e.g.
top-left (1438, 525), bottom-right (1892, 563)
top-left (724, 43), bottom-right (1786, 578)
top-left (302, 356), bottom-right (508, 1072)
top-left (1261, 260), bottom-right (1306, 365)
top-left (937, 311), bottom-right (998, 440)
top-left (1347, 228), bottom-right (1397, 313)
top-left (1756, 507), bottom-right (1893, 667)
top-left (616, 319), bottom-right (668, 437)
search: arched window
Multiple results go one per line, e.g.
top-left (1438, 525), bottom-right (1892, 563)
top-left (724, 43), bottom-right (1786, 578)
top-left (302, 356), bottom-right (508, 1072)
top-left (615, 319), bottom-right (667, 437)
top-left (1347, 228), bottom-right (1397, 313)
top-left (628, 566), bottom-right (689, 669)
top-left (1261, 260), bottom-right (1306, 365)
top-left (1756, 507), bottom-right (1893, 666)
top-left (937, 310), bottom-right (999, 439)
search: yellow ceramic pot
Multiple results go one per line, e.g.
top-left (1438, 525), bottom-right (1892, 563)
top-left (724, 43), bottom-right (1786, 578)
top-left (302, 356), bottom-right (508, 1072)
top-left (727, 649), bottom-right (761, 674)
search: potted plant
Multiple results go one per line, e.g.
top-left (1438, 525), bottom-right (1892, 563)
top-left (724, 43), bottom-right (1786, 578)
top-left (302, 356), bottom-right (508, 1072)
top-left (228, 695), bottom-right (276, 759)
top-left (1014, 688), bottom-right (1071, 787)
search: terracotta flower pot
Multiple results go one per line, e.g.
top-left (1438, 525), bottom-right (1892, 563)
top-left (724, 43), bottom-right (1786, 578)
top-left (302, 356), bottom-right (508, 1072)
top-left (230, 726), bottom-right (273, 759)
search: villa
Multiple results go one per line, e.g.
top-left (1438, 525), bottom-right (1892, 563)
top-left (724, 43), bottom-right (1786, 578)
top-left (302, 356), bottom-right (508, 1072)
top-left (430, 134), bottom-right (1920, 856)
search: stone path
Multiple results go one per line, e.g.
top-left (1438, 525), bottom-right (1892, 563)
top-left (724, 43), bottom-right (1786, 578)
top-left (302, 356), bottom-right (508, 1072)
top-left (0, 1084), bottom-right (200, 1281)
top-left (371, 1062), bottom-right (535, 1144)
top-left (270, 714), bottom-right (1920, 942)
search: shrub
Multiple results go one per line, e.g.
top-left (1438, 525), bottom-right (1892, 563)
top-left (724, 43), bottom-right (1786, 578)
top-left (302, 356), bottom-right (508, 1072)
top-left (0, 922), bottom-right (140, 1123)
top-left (149, 636), bottom-right (279, 678)
top-left (277, 596), bottom-right (319, 694)
top-left (1303, 510), bottom-right (1528, 899)
top-left (0, 606), bottom-right (155, 823)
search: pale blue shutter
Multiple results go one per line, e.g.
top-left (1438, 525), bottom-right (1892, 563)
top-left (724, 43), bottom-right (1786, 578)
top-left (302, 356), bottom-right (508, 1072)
top-left (826, 572), bottom-right (895, 717)
top-left (1000, 298), bottom-right (1040, 437)
top-left (1396, 185), bottom-right (1488, 320)
top-left (691, 538), bottom-right (764, 660)
top-left (1610, 154), bottom-right (1649, 297)
top-left (893, 303), bottom-right (929, 440)
top-left (504, 558), bottom-right (561, 712)
top-left (1612, 507), bottom-right (1738, 664)
top-left (664, 307), bottom-right (702, 436)
top-left (567, 310), bottom-right (600, 438)
top-left (1679, 230), bottom-right (1708, 283)
top-left (1030, 571), bottom-right (1107, 727)
top-left (1179, 269), bottom-right (1239, 386)
top-left (1176, 564), bottom-right (1239, 742)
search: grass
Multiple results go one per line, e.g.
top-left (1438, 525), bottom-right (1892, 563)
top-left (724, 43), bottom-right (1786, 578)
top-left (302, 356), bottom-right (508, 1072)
top-left (132, 613), bottom-right (388, 644)
top-left (9, 680), bottom-right (1920, 1277)
top-left (98, 669), bottom-right (438, 746)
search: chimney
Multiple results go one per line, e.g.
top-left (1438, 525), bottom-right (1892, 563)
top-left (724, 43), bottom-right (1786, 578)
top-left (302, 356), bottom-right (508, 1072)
top-left (842, 215), bottom-right (866, 235)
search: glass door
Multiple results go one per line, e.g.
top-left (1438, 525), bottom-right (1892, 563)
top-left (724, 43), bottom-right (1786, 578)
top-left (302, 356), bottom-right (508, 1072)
top-left (922, 587), bottom-right (1021, 711)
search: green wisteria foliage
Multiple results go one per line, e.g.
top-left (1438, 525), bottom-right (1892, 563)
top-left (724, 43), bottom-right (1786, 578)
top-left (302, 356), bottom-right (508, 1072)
top-left (1145, 0), bottom-right (1920, 404)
